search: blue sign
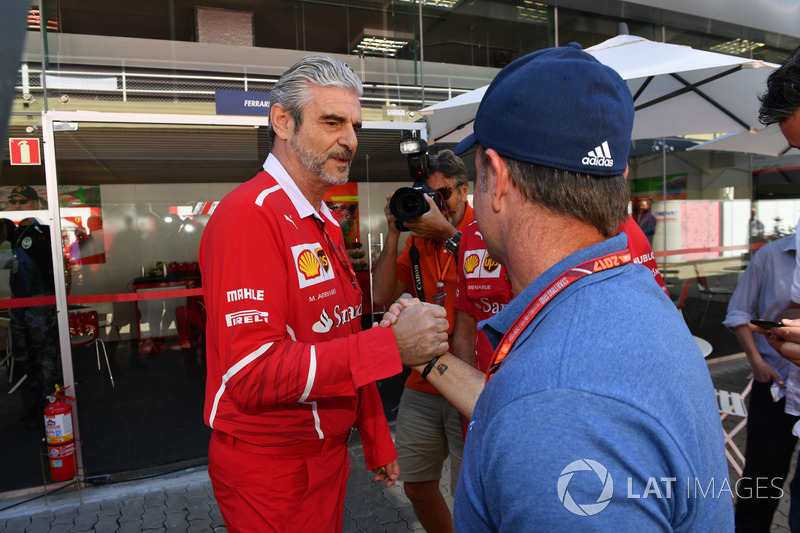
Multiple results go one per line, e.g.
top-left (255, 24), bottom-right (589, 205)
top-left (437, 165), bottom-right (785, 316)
top-left (215, 90), bottom-right (271, 116)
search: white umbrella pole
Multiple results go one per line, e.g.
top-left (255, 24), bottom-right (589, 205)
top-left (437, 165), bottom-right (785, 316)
top-left (661, 138), bottom-right (668, 273)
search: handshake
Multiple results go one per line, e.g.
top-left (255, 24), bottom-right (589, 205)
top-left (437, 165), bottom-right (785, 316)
top-left (375, 298), bottom-right (450, 368)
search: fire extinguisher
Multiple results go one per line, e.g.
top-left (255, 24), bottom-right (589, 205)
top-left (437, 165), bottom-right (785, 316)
top-left (43, 385), bottom-right (77, 482)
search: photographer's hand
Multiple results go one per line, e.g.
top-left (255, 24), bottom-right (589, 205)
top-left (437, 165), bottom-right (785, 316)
top-left (406, 195), bottom-right (458, 242)
top-left (383, 193), bottom-right (401, 236)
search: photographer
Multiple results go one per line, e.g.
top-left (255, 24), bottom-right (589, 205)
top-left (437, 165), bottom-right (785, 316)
top-left (373, 149), bottom-right (474, 533)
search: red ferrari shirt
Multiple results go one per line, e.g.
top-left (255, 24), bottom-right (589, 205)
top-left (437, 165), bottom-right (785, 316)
top-left (454, 221), bottom-right (513, 373)
top-left (200, 155), bottom-right (400, 469)
top-left (453, 216), bottom-right (666, 374)
top-left (396, 204), bottom-right (475, 394)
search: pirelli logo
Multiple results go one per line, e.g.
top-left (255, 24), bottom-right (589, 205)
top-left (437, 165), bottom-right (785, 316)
top-left (225, 310), bottom-right (269, 327)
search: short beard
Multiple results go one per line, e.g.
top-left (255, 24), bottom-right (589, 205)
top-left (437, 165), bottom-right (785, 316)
top-left (291, 136), bottom-right (353, 185)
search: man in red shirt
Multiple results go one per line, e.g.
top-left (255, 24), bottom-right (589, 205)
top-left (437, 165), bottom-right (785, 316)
top-left (373, 149), bottom-right (474, 533)
top-left (451, 215), bottom-right (665, 407)
top-left (452, 220), bottom-right (513, 375)
top-left (200, 54), bottom-right (449, 533)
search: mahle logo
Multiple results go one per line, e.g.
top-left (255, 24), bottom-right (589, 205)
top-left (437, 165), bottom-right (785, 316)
top-left (557, 459), bottom-right (614, 516)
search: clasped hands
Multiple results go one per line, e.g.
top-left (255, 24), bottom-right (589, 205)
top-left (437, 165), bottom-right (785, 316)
top-left (374, 298), bottom-right (449, 369)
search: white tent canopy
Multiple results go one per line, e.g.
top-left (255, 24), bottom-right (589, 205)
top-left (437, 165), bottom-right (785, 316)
top-left (421, 34), bottom-right (777, 145)
top-left (688, 124), bottom-right (800, 157)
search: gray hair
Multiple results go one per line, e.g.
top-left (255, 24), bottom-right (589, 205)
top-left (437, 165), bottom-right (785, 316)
top-left (478, 146), bottom-right (628, 238)
top-left (429, 149), bottom-right (469, 186)
top-left (268, 54), bottom-right (363, 143)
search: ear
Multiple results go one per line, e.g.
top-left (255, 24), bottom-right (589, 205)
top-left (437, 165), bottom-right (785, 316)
top-left (484, 148), bottom-right (510, 212)
top-left (270, 103), bottom-right (293, 141)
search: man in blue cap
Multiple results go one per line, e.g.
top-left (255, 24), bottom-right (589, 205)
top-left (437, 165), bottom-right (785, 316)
top-left (388, 43), bottom-right (733, 530)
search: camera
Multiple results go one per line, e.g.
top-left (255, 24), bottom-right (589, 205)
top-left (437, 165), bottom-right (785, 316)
top-left (390, 137), bottom-right (443, 231)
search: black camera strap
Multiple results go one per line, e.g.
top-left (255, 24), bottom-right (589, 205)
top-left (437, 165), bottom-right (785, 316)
top-left (409, 238), bottom-right (426, 302)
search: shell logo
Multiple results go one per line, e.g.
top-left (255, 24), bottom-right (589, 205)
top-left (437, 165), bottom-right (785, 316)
top-left (464, 254), bottom-right (480, 274)
top-left (298, 250), bottom-right (322, 279)
top-left (483, 256), bottom-right (500, 273)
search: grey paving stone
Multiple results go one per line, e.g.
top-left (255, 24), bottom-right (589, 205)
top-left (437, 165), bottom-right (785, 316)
top-left (98, 499), bottom-right (123, 515)
top-left (117, 520), bottom-right (144, 533)
top-left (362, 486), bottom-right (387, 504)
top-left (369, 503), bottom-right (400, 524)
top-left (163, 510), bottom-right (189, 530)
top-left (385, 521), bottom-right (415, 533)
top-left (141, 506), bottom-right (166, 528)
top-left (143, 492), bottom-right (168, 507)
top-left (51, 507), bottom-right (75, 525)
top-left (94, 514), bottom-right (120, 532)
top-left (48, 524), bottom-right (74, 533)
top-left (185, 484), bottom-right (208, 499)
top-left (73, 509), bottom-right (98, 530)
top-left (164, 493), bottom-right (189, 513)
top-left (3, 516), bottom-right (30, 531)
top-left (187, 517), bottom-right (212, 532)
top-left (28, 516), bottom-right (54, 533)
top-left (345, 495), bottom-right (372, 518)
top-left (342, 515), bottom-right (361, 533)
top-left (208, 502), bottom-right (225, 527)
top-left (352, 514), bottom-right (383, 532)
top-left (119, 502), bottom-right (145, 521)
top-left (78, 501), bottom-right (102, 513)
top-left (186, 498), bottom-right (209, 520)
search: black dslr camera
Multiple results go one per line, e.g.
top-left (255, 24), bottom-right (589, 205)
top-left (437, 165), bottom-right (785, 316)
top-left (389, 137), bottom-right (443, 231)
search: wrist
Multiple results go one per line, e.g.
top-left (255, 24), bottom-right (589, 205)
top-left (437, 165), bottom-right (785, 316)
top-left (444, 231), bottom-right (461, 254)
top-left (420, 355), bottom-right (442, 379)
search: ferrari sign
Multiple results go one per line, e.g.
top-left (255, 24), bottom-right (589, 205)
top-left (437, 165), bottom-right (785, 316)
top-left (9, 138), bottom-right (41, 165)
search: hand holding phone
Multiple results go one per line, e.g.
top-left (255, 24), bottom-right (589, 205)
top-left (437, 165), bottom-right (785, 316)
top-left (750, 319), bottom-right (784, 330)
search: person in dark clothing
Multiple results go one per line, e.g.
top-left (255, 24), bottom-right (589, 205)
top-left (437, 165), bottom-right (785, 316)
top-left (3, 186), bottom-right (61, 423)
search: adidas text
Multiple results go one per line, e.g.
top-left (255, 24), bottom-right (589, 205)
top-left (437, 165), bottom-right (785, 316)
top-left (582, 155), bottom-right (614, 167)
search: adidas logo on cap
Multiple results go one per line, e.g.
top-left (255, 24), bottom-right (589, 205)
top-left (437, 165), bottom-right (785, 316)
top-left (582, 141), bottom-right (614, 168)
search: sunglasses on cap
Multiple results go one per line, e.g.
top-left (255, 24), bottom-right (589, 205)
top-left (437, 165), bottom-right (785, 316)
top-left (7, 198), bottom-right (31, 205)
top-left (437, 185), bottom-right (461, 201)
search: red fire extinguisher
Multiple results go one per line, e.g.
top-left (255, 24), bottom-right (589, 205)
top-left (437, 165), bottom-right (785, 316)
top-left (43, 385), bottom-right (77, 482)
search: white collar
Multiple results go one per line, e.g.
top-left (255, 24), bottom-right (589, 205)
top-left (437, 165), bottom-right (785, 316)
top-left (263, 154), bottom-right (337, 226)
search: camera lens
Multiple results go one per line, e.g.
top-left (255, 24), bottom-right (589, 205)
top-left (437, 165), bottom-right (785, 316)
top-left (389, 187), bottom-right (429, 222)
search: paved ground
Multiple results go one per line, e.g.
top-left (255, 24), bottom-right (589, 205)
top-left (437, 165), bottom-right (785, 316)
top-left (0, 424), bottom-right (454, 533)
top-left (0, 354), bottom-right (795, 532)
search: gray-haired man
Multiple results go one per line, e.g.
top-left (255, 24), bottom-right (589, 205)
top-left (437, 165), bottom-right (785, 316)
top-left (200, 54), bottom-right (449, 532)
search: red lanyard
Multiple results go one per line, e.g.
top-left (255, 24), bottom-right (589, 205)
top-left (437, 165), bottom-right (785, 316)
top-left (434, 245), bottom-right (454, 290)
top-left (487, 249), bottom-right (631, 380)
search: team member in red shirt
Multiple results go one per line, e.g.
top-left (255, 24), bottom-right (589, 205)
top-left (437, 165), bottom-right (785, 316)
top-left (373, 150), bottom-right (474, 533)
top-left (200, 54), bottom-right (449, 533)
top-left (452, 221), bottom-right (512, 374)
top-left (446, 213), bottom-right (666, 418)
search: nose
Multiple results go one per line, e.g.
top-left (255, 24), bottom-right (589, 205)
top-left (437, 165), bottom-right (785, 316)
top-left (339, 124), bottom-right (358, 153)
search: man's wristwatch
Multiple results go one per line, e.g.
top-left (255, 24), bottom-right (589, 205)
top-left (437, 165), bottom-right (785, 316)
top-left (444, 231), bottom-right (461, 254)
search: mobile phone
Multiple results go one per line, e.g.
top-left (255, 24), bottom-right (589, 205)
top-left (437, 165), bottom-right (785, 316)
top-left (750, 319), bottom-right (784, 330)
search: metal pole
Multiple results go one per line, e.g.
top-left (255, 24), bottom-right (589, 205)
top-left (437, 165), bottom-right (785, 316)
top-left (42, 110), bottom-right (82, 477)
top-left (418, 0), bottom-right (425, 107)
top-left (661, 139), bottom-right (668, 272)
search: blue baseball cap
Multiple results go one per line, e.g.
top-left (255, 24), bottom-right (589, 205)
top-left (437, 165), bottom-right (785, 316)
top-left (455, 43), bottom-right (633, 176)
